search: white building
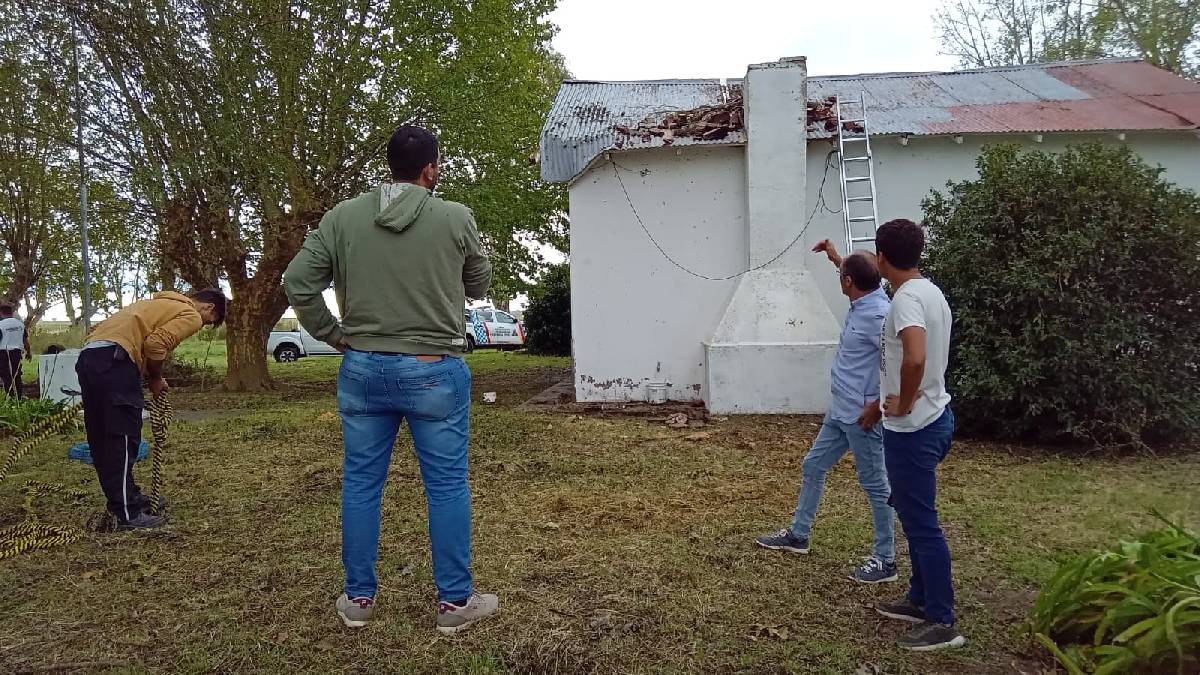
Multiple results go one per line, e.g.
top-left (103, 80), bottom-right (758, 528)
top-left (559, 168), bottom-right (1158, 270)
top-left (539, 57), bottom-right (1200, 414)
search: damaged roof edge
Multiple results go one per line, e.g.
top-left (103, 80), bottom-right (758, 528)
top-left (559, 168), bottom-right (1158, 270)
top-left (543, 127), bottom-right (1195, 185)
top-left (541, 59), bottom-right (1200, 184)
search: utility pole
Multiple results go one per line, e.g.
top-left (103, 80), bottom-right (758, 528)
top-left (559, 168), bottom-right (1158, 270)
top-left (72, 18), bottom-right (92, 335)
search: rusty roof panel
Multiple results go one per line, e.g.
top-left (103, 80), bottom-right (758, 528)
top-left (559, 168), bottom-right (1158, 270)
top-left (541, 59), bottom-right (1200, 183)
top-left (1058, 61), bottom-right (1200, 96)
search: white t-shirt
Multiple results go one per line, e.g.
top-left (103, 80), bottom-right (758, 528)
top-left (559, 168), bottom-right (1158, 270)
top-left (880, 278), bottom-right (952, 432)
top-left (0, 317), bottom-right (25, 352)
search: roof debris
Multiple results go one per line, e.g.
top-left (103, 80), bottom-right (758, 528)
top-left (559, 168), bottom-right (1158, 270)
top-left (807, 96), bottom-right (865, 134)
top-left (612, 94), bottom-right (862, 148)
top-left (614, 94), bottom-right (745, 147)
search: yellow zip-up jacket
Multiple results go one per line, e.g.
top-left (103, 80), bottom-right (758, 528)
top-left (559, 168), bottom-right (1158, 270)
top-left (85, 292), bottom-right (204, 375)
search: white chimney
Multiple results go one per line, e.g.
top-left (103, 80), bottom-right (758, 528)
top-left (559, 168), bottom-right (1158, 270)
top-left (704, 56), bottom-right (841, 414)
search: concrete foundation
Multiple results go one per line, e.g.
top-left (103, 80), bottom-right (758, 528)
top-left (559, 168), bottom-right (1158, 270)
top-left (704, 269), bottom-right (839, 413)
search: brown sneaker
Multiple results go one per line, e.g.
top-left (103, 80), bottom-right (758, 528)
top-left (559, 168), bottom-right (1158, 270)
top-left (436, 593), bottom-right (499, 635)
top-left (336, 593), bottom-right (375, 628)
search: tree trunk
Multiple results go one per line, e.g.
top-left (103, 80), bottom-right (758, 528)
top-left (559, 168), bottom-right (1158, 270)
top-left (223, 280), bottom-right (291, 391)
top-left (23, 283), bottom-right (49, 331)
top-left (63, 291), bottom-right (78, 325)
top-left (2, 259), bottom-right (35, 306)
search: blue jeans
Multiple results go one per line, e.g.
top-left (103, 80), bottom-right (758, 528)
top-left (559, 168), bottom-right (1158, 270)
top-left (884, 407), bottom-right (956, 625)
top-left (790, 412), bottom-right (896, 563)
top-left (337, 349), bottom-right (474, 602)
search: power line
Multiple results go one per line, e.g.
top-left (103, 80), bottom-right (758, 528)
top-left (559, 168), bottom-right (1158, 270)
top-left (609, 150), bottom-right (840, 282)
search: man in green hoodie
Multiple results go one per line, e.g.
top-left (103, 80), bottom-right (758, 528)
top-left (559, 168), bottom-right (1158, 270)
top-left (284, 125), bottom-right (494, 634)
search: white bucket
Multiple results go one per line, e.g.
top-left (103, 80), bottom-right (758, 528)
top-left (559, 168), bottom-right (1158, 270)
top-left (646, 382), bottom-right (669, 405)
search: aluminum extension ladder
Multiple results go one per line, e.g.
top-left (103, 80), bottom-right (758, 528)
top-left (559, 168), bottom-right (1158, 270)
top-left (835, 92), bottom-right (881, 254)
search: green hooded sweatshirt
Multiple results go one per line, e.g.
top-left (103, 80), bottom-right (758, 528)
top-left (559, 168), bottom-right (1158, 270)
top-left (283, 183), bottom-right (491, 355)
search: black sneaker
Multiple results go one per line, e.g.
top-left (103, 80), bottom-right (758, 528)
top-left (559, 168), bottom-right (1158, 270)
top-left (134, 494), bottom-right (169, 514)
top-left (852, 556), bottom-right (899, 584)
top-left (897, 621), bottom-right (966, 651)
top-left (754, 528), bottom-right (810, 554)
top-left (116, 511), bottom-right (167, 531)
top-left (875, 596), bottom-right (925, 623)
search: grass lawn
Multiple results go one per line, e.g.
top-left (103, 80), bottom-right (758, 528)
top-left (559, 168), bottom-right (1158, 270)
top-left (2, 345), bottom-right (1197, 673)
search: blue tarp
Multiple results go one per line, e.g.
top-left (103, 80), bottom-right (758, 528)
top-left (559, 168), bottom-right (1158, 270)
top-left (68, 441), bottom-right (150, 465)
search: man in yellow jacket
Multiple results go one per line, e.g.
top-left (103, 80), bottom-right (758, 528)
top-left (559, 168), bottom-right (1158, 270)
top-left (77, 289), bottom-right (227, 529)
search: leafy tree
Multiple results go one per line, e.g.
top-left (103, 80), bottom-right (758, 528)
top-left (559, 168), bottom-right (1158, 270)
top-left (0, 5), bottom-right (77, 312)
top-left (1098, 0), bottom-right (1200, 76)
top-left (77, 0), bottom-right (567, 390)
top-left (522, 263), bottom-right (570, 357)
top-left (922, 143), bottom-right (1200, 446)
top-left (934, 0), bottom-right (1199, 76)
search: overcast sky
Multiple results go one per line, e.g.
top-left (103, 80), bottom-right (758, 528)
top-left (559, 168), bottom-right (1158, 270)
top-left (548, 0), bottom-right (959, 81)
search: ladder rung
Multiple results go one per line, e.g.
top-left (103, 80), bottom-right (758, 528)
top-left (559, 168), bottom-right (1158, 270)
top-left (848, 216), bottom-right (876, 223)
top-left (840, 136), bottom-right (867, 142)
top-left (842, 156), bottom-right (870, 162)
top-left (845, 177), bottom-right (872, 183)
top-left (847, 196), bottom-right (874, 202)
top-left (840, 118), bottom-right (866, 124)
top-left (851, 237), bottom-right (877, 243)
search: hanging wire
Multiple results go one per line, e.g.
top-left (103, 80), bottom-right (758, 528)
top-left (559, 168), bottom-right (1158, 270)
top-left (609, 149), bottom-right (841, 281)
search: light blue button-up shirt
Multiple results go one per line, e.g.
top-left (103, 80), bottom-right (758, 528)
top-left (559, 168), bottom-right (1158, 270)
top-left (829, 287), bottom-right (889, 425)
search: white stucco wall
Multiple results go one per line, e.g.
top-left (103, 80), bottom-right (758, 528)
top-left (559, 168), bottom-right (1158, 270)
top-left (569, 145), bottom-right (747, 402)
top-left (803, 131), bottom-right (1200, 317)
top-left (569, 130), bottom-right (1200, 406)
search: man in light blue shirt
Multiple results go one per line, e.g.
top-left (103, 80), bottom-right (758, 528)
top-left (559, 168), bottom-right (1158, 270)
top-left (755, 240), bottom-right (896, 584)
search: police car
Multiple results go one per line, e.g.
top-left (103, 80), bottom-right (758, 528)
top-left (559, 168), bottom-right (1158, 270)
top-left (464, 307), bottom-right (525, 352)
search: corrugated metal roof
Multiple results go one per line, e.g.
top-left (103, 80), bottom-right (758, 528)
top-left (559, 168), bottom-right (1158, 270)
top-left (540, 59), bottom-right (1200, 183)
top-left (540, 79), bottom-right (745, 183)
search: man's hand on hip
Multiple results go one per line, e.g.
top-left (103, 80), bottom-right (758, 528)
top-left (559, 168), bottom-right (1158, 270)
top-left (858, 400), bottom-right (882, 430)
top-left (884, 394), bottom-right (913, 418)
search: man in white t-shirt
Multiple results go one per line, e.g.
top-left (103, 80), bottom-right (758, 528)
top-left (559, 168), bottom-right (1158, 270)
top-left (869, 219), bottom-right (965, 652)
top-left (0, 303), bottom-right (31, 399)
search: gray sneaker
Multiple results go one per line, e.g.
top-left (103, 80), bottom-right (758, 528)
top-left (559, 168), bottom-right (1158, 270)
top-left (116, 511), bottom-right (167, 531)
top-left (336, 594), bottom-right (376, 628)
top-left (897, 621), bottom-right (966, 651)
top-left (851, 556), bottom-right (899, 583)
top-left (875, 596), bottom-right (925, 623)
top-left (436, 593), bottom-right (499, 635)
top-left (754, 528), bottom-right (810, 554)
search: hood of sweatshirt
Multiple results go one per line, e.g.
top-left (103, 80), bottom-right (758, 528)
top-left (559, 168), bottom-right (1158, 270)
top-left (375, 182), bottom-right (432, 234)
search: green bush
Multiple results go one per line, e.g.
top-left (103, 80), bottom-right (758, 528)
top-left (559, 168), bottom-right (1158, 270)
top-left (923, 143), bottom-right (1200, 446)
top-left (522, 263), bottom-right (571, 357)
top-left (1028, 514), bottom-right (1200, 675)
top-left (0, 397), bottom-right (75, 438)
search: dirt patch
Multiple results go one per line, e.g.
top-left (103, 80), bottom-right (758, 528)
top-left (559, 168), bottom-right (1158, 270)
top-left (522, 377), bottom-right (575, 406)
top-left (472, 366), bottom-right (571, 408)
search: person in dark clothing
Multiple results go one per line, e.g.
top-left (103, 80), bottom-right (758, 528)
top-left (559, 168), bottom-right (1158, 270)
top-left (76, 289), bottom-right (227, 530)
